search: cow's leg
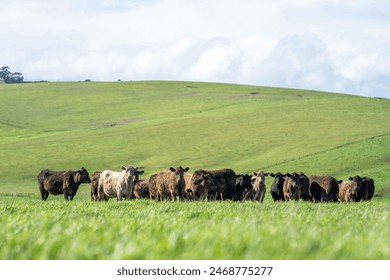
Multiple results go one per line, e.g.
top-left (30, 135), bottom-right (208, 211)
top-left (171, 191), bottom-right (176, 201)
top-left (253, 191), bottom-right (259, 202)
top-left (241, 191), bottom-right (248, 202)
top-left (40, 188), bottom-right (49, 200)
top-left (97, 184), bottom-right (103, 201)
top-left (40, 183), bottom-right (50, 200)
top-left (259, 190), bottom-right (265, 203)
top-left (42, 190), bottom-right (49, 200)
top-left (39, 183), bottom-right (45, 200)
top-left (126, 190), bottom-right (131, 200)
top-left (117, 189), bottom-right (122, 201)
top-left (64, 193), bottom-right (69, 201)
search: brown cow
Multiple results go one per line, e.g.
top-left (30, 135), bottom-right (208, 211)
top-left (133, 179), bottom-right (150, 199)
top-left (242, 170), bottom-right (269, 203)
top-left (309, 175), bottom-right (339, 202)
top-left (38, 167), bottom-right (91, 201)
top-left (90, 171), bottom-right (102, 201)
top-left (182, 173), bottom-right (195, 200)
top-left (187, 169), bottom-right (236, 201)
top-left (283, 172), bottom-right (311, 201)
top-left (283, 173), bottom-right (302, 201)
top-left (148, 174), bottom-right (159, 201)
top-left (338, 180), bottom-right (358, 202)
top-left (155, 166), bottom-right (190, 201)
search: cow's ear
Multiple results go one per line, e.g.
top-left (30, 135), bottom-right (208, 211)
top-left (121, 166), bottom-right (126, 170)
top-left (337, 180), bottom-right (343, 183)
top-left (348, 177), bottom-right (353, 180)
top-left (139, 170), bottom-right (145, 175)
top-left (270, 173), bottom-right (275, 177)
top-left (252, 171), bottom-right (258, 176)
top-left (265, 172), bottom-right (270, 176)
top-left (78, 170), bottom-right (83, 174)
top-left (286, 173), bottom-right (291, 177)
top-left (184, 167), bottom-right (190, 172)
top-left (169, 167), bottom-right (175, 172)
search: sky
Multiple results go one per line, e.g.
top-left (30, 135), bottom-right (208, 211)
top-left (1, 0), bottom-right (390, 98)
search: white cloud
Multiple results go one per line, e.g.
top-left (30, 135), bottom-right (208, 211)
top-left (1, 0), bottom-right (390, 97)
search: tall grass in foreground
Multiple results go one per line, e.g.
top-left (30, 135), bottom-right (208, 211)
top-left (1, 199), bottom-right (389, 260)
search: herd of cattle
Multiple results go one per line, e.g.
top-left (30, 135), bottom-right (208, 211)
top-left (37, 165), bottom-right (375, 203)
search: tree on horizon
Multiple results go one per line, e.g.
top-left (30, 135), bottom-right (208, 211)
top-left (0, 66), bottom-right (24, 83)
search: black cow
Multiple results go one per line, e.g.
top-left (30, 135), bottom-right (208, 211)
top-left (235, 174), bottom-right (252, 201)
top-left (270, 172), bottom-right (286, 202)
top-left (348, 176), bottom-right (375, 201)
top-left (298, 173), bottom-right (311, 201)
top-left (364, 177), bottom-right (375, 200)
top-left (38, 167), bottom-right (91, 201)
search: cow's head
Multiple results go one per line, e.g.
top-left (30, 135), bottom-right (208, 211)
top-left (270, 171), bottom-right (285, 184)
top-left (122, 165), bottom-right (145, 182)
top-left (286, 172), bottom-right (300, 186)
top-left (251, 170), bottom-right (269, 192)
top-left (169, 166), bottom-right (190, 181)
top-left (169, 166), bottom-right (190, 192)
top-left (78, 167), bottom-right (91, 184)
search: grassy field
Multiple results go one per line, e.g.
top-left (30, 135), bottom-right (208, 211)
top-left (0, 81), bottom-right (389, 259)
top-left (1, 199), bottom-right (389, 260)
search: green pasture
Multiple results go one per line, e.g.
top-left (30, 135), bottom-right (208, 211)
top-left (0, 81), bottom-right (389, 259)
top-left (1, 199), bottom-right (389, 259)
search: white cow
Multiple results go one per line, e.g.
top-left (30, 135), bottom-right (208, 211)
top-left (97, 165), bottom-right (144, 201)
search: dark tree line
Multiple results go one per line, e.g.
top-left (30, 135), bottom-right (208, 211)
top-left (0, 66), bottom-right (24, 83)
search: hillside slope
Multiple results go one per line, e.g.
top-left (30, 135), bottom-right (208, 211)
top-left (0, 81), bottom-right (389, 200)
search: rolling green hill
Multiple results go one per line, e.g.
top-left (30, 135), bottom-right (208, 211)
top-left (0, 81), bottom-right (389, 200)
top-left (1, 81), bottom-right (390, 260)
